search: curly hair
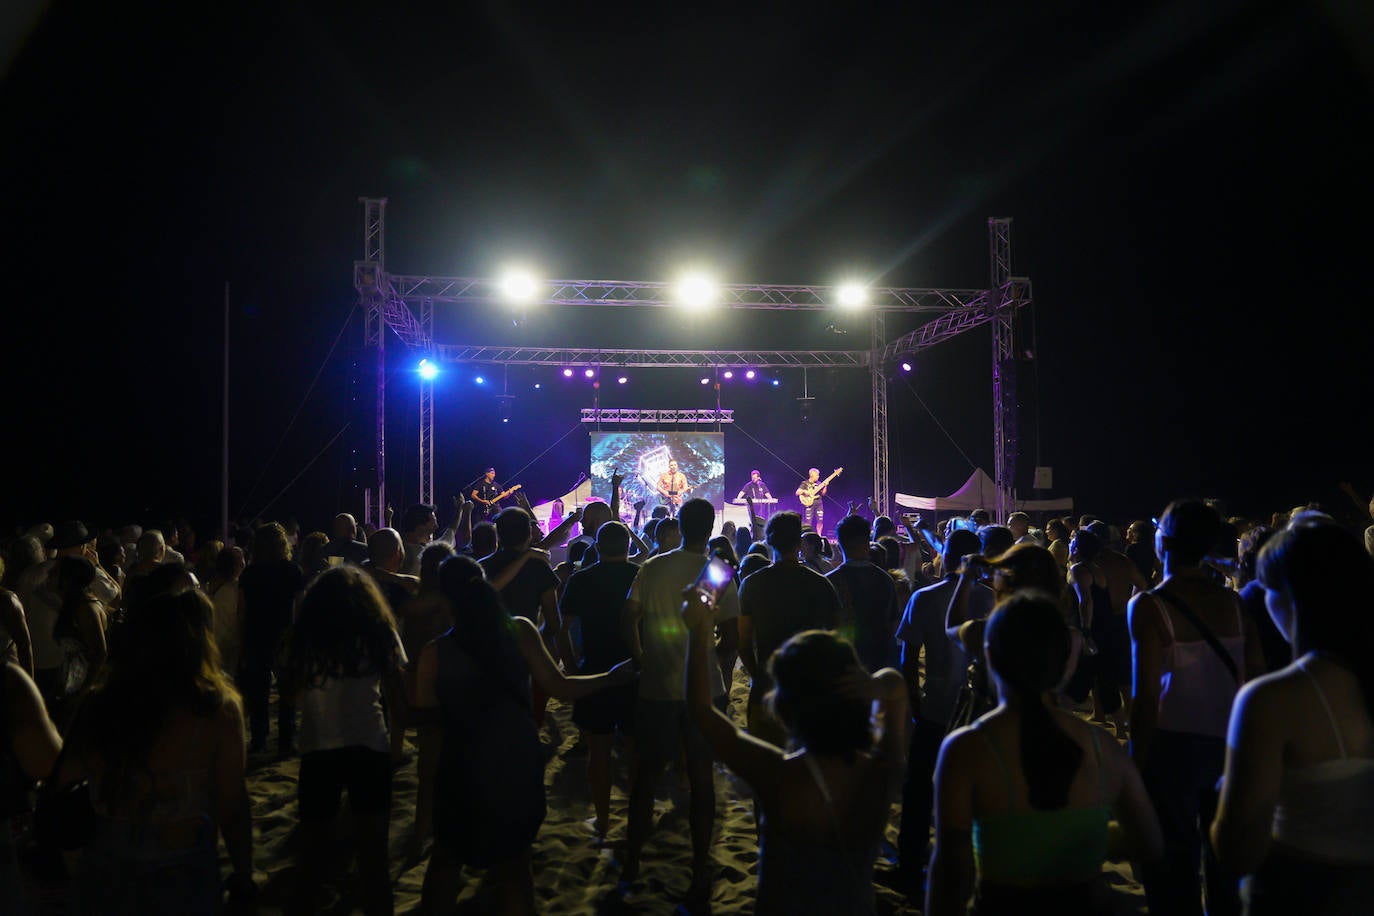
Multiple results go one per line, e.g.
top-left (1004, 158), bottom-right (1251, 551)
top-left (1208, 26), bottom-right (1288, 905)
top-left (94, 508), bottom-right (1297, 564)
top-left (284, 566), bottom-right (401, 688)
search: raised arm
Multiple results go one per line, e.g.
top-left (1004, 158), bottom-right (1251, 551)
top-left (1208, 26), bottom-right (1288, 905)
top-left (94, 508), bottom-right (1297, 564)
top-left (515, 616), bottom-right (632, 700)
top-left (610, 469), bottom-right (623, 521)
top-left (535, 507), bottom-right (581, 550)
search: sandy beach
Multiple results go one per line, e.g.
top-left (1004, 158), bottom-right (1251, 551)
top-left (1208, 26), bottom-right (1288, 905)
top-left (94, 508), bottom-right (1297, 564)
top-left (229, 667), bottom-right (1147, 914)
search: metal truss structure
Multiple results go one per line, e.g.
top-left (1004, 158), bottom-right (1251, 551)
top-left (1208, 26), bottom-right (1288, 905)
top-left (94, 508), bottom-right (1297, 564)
top-left (354, 198), bottom-right (1032, 525)
top-left (580, 408), bottom-right (735, 425)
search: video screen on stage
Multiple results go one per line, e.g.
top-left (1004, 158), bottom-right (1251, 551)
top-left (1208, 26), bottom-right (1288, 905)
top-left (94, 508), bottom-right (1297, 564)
top-left (589, 432), bottom-right (725, 515)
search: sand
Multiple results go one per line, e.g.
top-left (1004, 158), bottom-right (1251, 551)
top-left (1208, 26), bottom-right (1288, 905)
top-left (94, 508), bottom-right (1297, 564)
top-left (229, 668), bottom-right (1147, 914)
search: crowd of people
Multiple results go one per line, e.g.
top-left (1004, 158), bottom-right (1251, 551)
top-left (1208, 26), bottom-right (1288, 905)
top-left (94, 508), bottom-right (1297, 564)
top-left (0, 480), bottom-right (1371, 914)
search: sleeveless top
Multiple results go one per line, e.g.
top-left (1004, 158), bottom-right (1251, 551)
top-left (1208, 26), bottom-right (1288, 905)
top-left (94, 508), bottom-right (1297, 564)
top-left (1155, 592), bottom-right (1244, 738)
top-left (755, 752), bottom-right (878, 915)
top-left (1271, 659), bottom-right (1374, 863)
top-left (972, 723), bottom-right (1112, 886)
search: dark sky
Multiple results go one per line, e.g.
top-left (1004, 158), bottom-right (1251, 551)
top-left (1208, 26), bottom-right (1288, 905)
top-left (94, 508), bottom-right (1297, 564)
top-left (3, 1), bottom-right (1372, 537)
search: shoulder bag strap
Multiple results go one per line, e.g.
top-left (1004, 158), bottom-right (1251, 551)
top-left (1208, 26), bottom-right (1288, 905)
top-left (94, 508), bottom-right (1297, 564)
top-left (1152, 589), bottom-right (1240, 684)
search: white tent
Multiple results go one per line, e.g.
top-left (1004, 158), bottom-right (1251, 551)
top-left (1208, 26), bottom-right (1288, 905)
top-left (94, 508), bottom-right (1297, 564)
top-left (895, 468), bottom-right (1073, 515)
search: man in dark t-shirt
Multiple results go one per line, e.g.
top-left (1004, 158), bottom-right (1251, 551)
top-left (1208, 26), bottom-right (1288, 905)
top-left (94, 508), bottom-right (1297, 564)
top-left (481, 507), bottom-right (567, 731)
top-left (827, 513), bottom-right (900, 672)
top-left (738, 511), bottom-right (841, 746)
top-left (558, 520), bottom-right (640, 841)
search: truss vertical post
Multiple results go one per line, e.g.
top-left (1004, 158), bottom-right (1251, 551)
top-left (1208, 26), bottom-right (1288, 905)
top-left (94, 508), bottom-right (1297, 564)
top-left (418, 298), bottom-right (435, 508)
top-left (871, 310), bottom-right (889, 519)
top-left (359, 197), bottom-right (388, 528)
top-left (989, 218), bottom-right (1015, 522)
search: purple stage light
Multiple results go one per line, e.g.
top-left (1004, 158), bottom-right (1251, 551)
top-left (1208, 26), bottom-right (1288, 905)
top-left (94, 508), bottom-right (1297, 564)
top-left (617, 376), bottom-right (628, 384)
top-left (901, 362), bottom-right (912, 372)
top-left (700, 377), bottom-right (710, 385)
top-left (584, 368), bottom-right (595, 378)
top-left (722, 370), bottom-right (733, 379)
top-left (534, 383), bottom-right (542, 389)
top-left (562, 368), bottom-right (573, 378)
top-left (745, 370), bottom-right (756, 379)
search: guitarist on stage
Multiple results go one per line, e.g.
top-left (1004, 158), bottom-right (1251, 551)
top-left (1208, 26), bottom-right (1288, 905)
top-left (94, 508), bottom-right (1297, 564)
top-left (796, 466), bottom-right (842, 535)
top-left (471, 467), bottom-right (521, 519)
top-left (656, 459), bottom-right (690, 518)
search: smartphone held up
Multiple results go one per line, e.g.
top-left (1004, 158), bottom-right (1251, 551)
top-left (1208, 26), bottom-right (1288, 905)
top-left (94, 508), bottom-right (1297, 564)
top-left (692, 555), bottom-right (735, 605)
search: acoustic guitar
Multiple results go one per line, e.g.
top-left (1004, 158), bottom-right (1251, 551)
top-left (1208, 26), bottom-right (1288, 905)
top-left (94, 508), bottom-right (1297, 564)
top-left (797, 468), bottom-right (842, 507)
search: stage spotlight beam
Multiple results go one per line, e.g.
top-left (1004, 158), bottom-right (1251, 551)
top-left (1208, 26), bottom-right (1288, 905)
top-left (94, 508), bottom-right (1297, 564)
top-left (499, 269), bottom-right (540, 303)
top-left (417, 359), bottom-right (439, 381)
top-left (675, 273), bottom-right (718, 309)
top-left (836, 282), bottom-right (869, 309)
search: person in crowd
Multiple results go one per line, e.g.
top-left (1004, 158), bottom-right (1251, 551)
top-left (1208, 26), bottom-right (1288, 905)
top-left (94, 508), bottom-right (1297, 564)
top-left (888, 527), bottom-right (991, 897)
top-left (554, 540), bottom-right (589, 594)
top-left (1232, 524), bottom-right (1289, 675)
top-left (51, 556), bottom-right (108, 728)
top-left (322, 512), bottom-right (370, 566)
top-left (926, 591), bottom-right (1163, 915)
top-left (192, 539), bottom-right (222, 590)
top-left (621, 498), bottom-right (740, 908)
top-left (558, 521), bottom-right (642, 843)
top-left (1127, 499), bottom-right (1264, 916)
top-left (125, 529), bottom-right (169, 588)
top-left (399, 504), bottom-right (439, 576)
top-left (3, 536), bottom-right (45, 592)
top-left (827, 513), bottom-right (900, 674)
top-left (1046, 517), bottom-right (1071, 571)
top-left (1125, 520), bottom-right (1159, 585)
top-left (0, 556), bottom-right (33, 676)
top-left (465, 520), bottom-right (497, 560)
top-left (415, 557), bottom-right (634, 914)
top-left (17, 522), bottom-right (118, 707)
top-left (708, 535), bottom-right (739, 572)
top-left (1067, 527), bottom-right (1129, 735)
top-left (1006, 511), bottom-right (1039, 546)
top-left (1210, 518), bottom-right (1374, 913)
top-left (738, 540), bottom-right (771, 581)
top-left (739, 512), bottom-right (841, 750)
top-left (733, 526), bottom-right (755, 567)
top-left (297, 531), bottom-right (331, 580)
top-left (206, 545), bottom-right (245, 678)
top-left (56, 589), bottom-right (254, 913)
top-left (686, 584), bottom-right (907, 915)
top-left (399, 541), bottom-right (455, 858)
top-left (978, 524), bottom-right (1014, 560)
top-left (799, 531), bottom-right (833, 575)
top-left (481, 507), bottom-right (570, 738)
top-left (283, 565), bottom-right (408, 916)
top-left (1, 661), bottom-right (62, 913)
top-left (96, 537), bottom-right (128, 597)
top-left (238, 521), bottom-right (305, 756)
top-left (650, 516), bottom-right (682, 556)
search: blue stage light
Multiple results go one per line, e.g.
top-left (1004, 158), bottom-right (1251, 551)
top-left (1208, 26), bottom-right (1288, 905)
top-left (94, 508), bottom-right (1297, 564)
top-left (418, 359), bottom-right (439, 381)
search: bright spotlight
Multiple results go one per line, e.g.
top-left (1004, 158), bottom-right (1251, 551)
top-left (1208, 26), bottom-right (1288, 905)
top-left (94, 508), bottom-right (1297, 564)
top-left (475, 376), bottom-right (485, 385)
top-left (771, 378), bottom-right (781, 387)
top-left (562, 368), bottom-right (574, 378)
top-left (676, 273), bottom-right (718, 309)
top-left (745, 369), bottom-right (756, 380)
top-left (534, 383), bottom-right (542, 389)
top-left (584, 368), bottom-right (595, 378)
top-left (617, 376), bottom-right (628, 385)
top-left (417, 359), bottom-right (439, 381)
top-left (499, 269), bottom-right (539, 303)
top-left (722, 370), bottom-right (733, 380)
top-left (836, 282), bottom-right (869, 308)
top-left (901, 361), bottom-right (913, 373)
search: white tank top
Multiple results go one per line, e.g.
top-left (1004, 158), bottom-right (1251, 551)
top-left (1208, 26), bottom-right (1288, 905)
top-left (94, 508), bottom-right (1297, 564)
top-left (1155, 593), bottom-right (1244, 739)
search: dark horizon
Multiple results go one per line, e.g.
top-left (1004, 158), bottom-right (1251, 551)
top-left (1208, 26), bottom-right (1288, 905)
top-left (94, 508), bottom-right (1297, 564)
top-left (3, 2), bottom-right (1371, 538)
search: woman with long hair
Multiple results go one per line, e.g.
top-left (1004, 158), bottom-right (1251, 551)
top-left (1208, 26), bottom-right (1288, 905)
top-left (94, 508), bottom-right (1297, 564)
top-left (927, 591), bottom-right (1162, 915)
top-left (416, 555), bottom-right (633, 915)
top-left (56, 589), bottom-right (253, 913)
top-left (684, 590), bottom-right (907, 914)
top-left (283, 565), bottom-right (408, 915)
top-left (1211, 518), bottom-right (1374, 913)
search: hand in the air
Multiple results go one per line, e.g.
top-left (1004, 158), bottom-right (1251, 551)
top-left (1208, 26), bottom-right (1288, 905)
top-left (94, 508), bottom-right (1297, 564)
top-left (679, 586), bottom-right (715, 631)
top-left (611, 468), bottom-right (624, 488)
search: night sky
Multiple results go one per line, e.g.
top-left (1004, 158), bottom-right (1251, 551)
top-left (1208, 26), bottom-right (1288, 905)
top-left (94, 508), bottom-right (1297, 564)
top-left (3, 2), bottom-right (1371, 538)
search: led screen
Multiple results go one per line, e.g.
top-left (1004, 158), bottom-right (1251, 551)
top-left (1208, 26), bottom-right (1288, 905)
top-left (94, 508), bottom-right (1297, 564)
top-left (589, 432), bottom-right (725, 514)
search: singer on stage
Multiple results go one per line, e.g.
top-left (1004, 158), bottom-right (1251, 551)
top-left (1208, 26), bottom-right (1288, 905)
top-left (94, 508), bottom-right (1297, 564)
top-left (656, 459), bottom-right (689, 517)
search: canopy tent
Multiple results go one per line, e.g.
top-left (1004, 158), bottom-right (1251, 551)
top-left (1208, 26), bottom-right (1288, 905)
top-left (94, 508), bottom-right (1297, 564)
top-left (895, 468), bottom-right (1073, 516)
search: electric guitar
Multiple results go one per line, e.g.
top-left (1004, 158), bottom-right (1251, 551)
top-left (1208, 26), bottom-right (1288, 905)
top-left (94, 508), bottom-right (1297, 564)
top-left (797, 468), bottom-right (842, 507)
top-left (477, 484), bottom-right (522, 517)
